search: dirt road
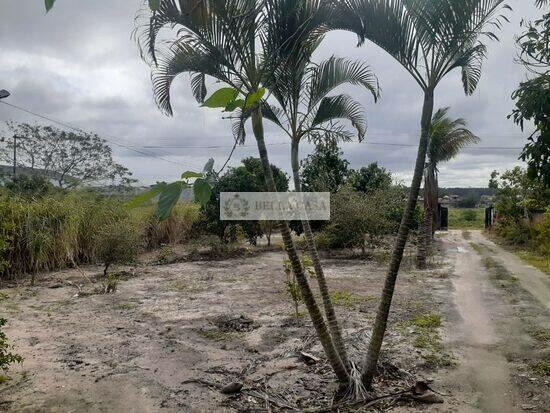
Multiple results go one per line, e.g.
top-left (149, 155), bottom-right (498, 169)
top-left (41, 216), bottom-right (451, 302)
top-left (439, 230), bottom-right (549, 413)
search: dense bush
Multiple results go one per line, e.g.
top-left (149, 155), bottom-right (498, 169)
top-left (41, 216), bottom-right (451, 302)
top-left (321, 186), bottom-right (421, 251)
top-left (0, 318), bottom-right (23, 376)
top-left (2, 174), bottom-right (58, 198)
top-left (94, 217), bottom-right (141, 276)
top-left (133, 203), bottom-right (200, 249)
top-left (0, 189), bottom-right (200, 280)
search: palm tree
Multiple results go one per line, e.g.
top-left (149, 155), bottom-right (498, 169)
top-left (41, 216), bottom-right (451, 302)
top-left (416, 107), bottom-right (480, 268)
top-left (135, 0), bottom-right (349, 384)
top-left (339, 0), bottom-right (511, 387)
top-left (235, 0), bottom-right (379, 368)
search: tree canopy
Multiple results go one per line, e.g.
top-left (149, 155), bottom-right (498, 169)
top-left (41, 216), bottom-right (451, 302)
top-left (1, 122), bottom-right (135, 189)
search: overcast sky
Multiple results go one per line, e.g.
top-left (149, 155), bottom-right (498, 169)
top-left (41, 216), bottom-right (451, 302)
top-left (0, 0), bottom-right (543, 187)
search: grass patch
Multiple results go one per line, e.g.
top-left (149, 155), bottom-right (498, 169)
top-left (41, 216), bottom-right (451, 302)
top-left (172, 281), bottom-right (188, 291)
top-left (469, 242), bottom-right (488, 254)
top-left (516, 250), bottom-right (550, 276)
top-left (198, 329), bottom-right (238, 341)
top-left (117, 302), bottom-right (138, 311)
top-left (532, 360), bottom-right (550, 376)
top-left (481, 257), bottom-right (518, 283)
top-left (406, 313), bottom-right (456, 368)
top-left (330, 291), bottom-right (374, 308)
top-left (448, 208), bottom-right (484, 230)
top-left (412, 313), bottom-right (442, 328)
top-left (534, 331), bottom-right (550, 342)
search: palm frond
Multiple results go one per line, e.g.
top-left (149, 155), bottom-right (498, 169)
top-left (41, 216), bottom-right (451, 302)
top-left (310, 94), bottom-right (367, 141)
top-left (231, 102), bottom-right (286, 143)
top-left (308, 56), bottom-right (379, 110)
top-left (190, 72), bottom-right (207, 103)
top-left (345, 0), bottom-right (510, 93)
top-left (152, 42), bottom-right (227, 115)
top-left (428, 107), bottom-right (480, 165)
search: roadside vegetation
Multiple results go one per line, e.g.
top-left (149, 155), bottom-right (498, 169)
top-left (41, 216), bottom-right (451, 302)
top-left (448, 208), bottom-right (485, 230)
top-left (488, 167), bottom-right (550, 275)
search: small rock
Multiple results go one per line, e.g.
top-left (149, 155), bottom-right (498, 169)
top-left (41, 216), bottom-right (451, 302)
top-left (220, 382), bottom-right (243, 394)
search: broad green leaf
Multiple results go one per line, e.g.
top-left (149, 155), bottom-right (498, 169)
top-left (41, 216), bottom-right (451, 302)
top-left (157, 181), bottom-right (187, 220)
top-left (126, 183), bottom-right (166, 208)
top-left (202, 88), bottom-right (239, 108)
top-left (224, 99), bottom-right (245, 112)
top-left (244, 88), bottom-right (265, 109)
top-left (148, 0), bottom-right (160, 11)
top-left (193, 178), bottom-right (211, 207)
top-left (203, 158), bottom-right (214, 174)
top-left (45, 0), bottom-right (55, 12)
top-left (181, 171), bottom-right (203, 180)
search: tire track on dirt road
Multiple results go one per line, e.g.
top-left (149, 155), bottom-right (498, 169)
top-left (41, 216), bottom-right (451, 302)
top-left (469, 230), bottom-right (550, 312)
top-left (441, 230), bottom-right (521, 413)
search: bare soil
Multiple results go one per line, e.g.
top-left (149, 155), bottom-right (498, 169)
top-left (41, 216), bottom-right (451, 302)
top-left (0, 231), bottom-right (548, 412)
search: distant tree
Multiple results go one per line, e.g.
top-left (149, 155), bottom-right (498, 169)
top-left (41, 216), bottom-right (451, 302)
top-left (300, 141), bottom-right (350, 193)
top-left (509, 2), bottom-right (550, 186)
top-left (458, 197), bottom-right (477, 208)
top-left (494, 166), bottom-right (550, 219)
top-left (348, 162), bottom-right (392, 194)
top-left (201, 157), bottom-right (289, 245)
top-left (1, 122), bottom-right (135, 189)
top-left (489, 170), bottom-right (500, 189)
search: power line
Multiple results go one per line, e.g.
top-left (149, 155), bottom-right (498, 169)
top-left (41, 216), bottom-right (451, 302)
top-left (0, 100), bottom-right (188, 167)
top-left (132, 141), bottom-right (524, 150)
top-left (1, 100), bottom-right (524, 156)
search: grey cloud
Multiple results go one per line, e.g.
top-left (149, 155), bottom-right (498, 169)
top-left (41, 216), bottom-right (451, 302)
top-left (0, 0), bottom-right (544, 186)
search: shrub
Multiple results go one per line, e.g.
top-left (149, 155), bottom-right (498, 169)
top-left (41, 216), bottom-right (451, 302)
top-left (0, 318), bottom-right (23, 376)
top-left (462, 209), bottom-right (477, 222)
top-left (3, 174), bottom-right (57, 198)
top-left (321, 186), bottom-right (419, 251)
top-left (94, 217), bottom-right (141, 276)
top-left (495, 218), bottom-right (535, 245)
top-left (535, 209), bottom-right (550, 261)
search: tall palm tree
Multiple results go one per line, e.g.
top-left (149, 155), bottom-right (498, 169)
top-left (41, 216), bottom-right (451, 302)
top-left (339, 0), bottom-right (510, 387)
top-left (235, 0), bottom-right (379, 368)
top-left (135, 0), bottom-right (349, 384)
top-left (416, 107), bottom-right (480, 268)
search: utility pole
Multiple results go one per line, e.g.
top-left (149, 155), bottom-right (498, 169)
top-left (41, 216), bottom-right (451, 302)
top-left (13, 135), bottom-right (17, 177)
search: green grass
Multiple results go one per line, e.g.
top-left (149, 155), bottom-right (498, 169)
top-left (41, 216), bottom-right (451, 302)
top-left (412, 313), bottom-right (442, 328)
top-left (405, 312), bottom-right (456, 368)
top-left (448, 208), bottom-right (485, 230)
top-left (329, 291), bottom-right (375, 308)
top-left (516, 250), bottom-right (550, 276)
top-left (532, 360), bottom-right (550, 376)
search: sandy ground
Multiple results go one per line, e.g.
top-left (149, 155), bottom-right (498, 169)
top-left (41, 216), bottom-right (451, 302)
top-left (0, 231), bottom-right (548, 412)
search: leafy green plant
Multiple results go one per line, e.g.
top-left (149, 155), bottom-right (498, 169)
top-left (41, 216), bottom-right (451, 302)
top-left (283, 254), bottom-right (315, 317)
top-left (0, 318), bottom-right (23, 376)
top-left (94, 218), bottom-right (141, 277)
top-left (128, 161), bottom-right (213, 221)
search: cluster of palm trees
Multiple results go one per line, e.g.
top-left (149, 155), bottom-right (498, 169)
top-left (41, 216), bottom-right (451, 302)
top-left (135, 0), bottom-right (509, 395)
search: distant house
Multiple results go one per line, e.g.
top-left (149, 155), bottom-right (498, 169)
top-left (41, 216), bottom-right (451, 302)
top-left (439, 194), bottom-right (462, 207)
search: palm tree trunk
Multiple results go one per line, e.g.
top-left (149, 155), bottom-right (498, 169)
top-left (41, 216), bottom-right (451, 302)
top-left (362, 88), bottom-right (434, 387)
top-left (416, 175), bottom-right (430, 269)
top-left (291, 138), bottom-right (350, 369)
top-left (251, 107), bottom-right (349, 384)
